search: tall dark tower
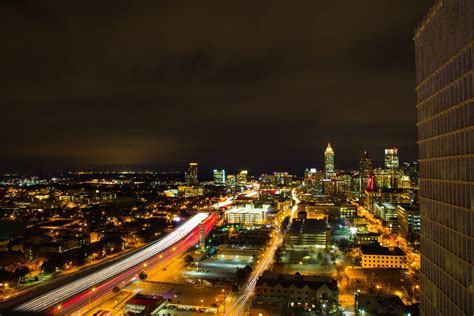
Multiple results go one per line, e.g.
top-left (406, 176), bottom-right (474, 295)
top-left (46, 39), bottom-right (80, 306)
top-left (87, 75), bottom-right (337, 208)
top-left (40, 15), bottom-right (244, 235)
top-left (185, 162), bottom-right (198, 185)
top-left (415, 1), bottom-right (474, 314)
top-left (359, 151), bottom-right (373, 191)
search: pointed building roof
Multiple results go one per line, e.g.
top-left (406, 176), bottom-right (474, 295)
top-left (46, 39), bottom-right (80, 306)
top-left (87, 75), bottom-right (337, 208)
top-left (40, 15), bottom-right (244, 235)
top-left (325, 143), bottom-right (334, 154)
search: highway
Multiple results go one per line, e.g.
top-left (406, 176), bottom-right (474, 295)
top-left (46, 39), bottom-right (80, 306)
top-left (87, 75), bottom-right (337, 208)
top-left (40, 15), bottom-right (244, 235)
top-left (11, 212), bottom-right (215, 315)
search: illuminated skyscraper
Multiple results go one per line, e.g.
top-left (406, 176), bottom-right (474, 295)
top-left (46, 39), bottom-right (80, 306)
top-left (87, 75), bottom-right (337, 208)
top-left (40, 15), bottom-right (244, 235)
top-left (185, 162), bottom-right (198, 185)
top-left (304, 168), bottom-right (322, 194)
top-left (359, 151), bottom-right (373, 191)
top-left (226, 174), bottom-right (237, 186)
top-left (213, 169), bottom-right (226, 186)
top-left (237, 170), bottom-right (248, 185)
top-left (324, 143), bottom-right (335, 178)
top-left (415, 1), bottom-right (474, 314)
top-left (384, 148), bottom-right (399, 169)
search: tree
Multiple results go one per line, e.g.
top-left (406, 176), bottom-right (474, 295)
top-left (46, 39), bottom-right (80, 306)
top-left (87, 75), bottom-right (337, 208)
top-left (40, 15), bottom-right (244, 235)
top-left (113, 286), bottom-right (121, 293)
top-left (243, 265), bottom-right (252, 274)
top-left (15, 266), bottom-right (30, 284)
top-left (321, 257), bottom-right (329, 266)
top-left (139, 271), bottom-right (148, 280)
top-left (184, 255), bottom-right (194, 264)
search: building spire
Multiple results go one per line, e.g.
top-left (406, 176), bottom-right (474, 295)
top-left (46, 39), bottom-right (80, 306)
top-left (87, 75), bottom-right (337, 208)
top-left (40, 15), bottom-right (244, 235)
top-left (325, 143), bottom-right (334, 153)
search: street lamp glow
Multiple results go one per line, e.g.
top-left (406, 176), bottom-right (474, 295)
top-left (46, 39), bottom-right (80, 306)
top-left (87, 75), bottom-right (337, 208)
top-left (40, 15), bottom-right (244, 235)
top-left (350, 227), bottom-right (357, 234)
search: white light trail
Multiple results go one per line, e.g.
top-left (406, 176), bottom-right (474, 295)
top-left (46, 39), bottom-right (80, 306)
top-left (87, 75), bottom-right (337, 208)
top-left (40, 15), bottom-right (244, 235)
top-left (15, 213), bottom-right (209, 312)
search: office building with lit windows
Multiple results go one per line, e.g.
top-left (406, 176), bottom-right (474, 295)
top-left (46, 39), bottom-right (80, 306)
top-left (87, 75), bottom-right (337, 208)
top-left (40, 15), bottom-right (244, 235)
top-left (397, 204), bottom-right (421, 239)
top-left (185, 162), bottom-right (198, 185)
top-left (225, 204), bottom-right (271, 226)
top-left (360, 245), bottom-right (407, 269)
top-left (415, 0), bottom-right (474, 314)
top-left (213, 169), bottom-right (226, 186)
top-left (237, 170), bottom-right (248, 185)
top-left (384, 148), bottom-right (400, 170)
top-left (324, 143), bottom-right (336, 179)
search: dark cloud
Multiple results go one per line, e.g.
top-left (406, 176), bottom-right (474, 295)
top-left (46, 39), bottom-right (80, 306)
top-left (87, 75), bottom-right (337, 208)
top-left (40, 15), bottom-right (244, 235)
top-left (0, 0), bottom-right (434, 173)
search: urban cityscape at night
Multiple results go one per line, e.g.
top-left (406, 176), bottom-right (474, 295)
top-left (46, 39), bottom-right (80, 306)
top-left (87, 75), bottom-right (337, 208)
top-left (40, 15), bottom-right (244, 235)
top-left (0, 1), bottom-right (472, 316)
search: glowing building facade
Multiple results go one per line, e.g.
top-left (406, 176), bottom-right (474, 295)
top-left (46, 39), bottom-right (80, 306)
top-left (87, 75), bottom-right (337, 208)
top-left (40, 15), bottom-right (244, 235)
top-left (185, 162), bottom-right (198, 185)
top-left (415, 1), bottom-right (474, 314)
top-left (324, 143), bottom-right (335, 179)
top-left (237, 170), bottom-right (248, 185)
top-left (384, 148), bottom-right (399, 170)
top-left (213, 169), bottom-right (226, 186)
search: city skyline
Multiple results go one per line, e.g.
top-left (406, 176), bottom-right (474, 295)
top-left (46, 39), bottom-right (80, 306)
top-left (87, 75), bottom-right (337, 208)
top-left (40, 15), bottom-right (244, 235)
top-left (0, 1), bottom-right (433, 172)
top-left (2, 1), bottom-right (473, 315)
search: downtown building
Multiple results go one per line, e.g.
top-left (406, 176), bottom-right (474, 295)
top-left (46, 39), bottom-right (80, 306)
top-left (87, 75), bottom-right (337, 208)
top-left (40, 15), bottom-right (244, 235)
top-left (185, 162), bottom-right (198, 185)
top-left (415, 0), bottom-right (474, 314)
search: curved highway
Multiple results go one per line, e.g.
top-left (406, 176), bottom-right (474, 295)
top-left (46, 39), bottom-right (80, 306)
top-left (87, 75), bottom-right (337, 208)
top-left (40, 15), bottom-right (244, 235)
top-left (13, 212), bottom-right (215, 314)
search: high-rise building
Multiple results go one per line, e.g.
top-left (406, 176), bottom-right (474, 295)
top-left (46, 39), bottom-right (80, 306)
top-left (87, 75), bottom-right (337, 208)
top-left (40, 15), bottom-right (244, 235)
top-left (185, 162), bottom-right (198, 185)
top-left (359, 151), bottom-right (373, 191)
top-left (304, 168), bottom-right (323, 194)
top-left (226, 174), bottom-right (237, 186)
top-left (213, 169), bottom-right (226, 186)
top-left (415, 1), bottom-right (474, 314)
top-left (273, 172), bottom-right (293, 186)
top-left (384, 148), bottom-right (399, 170)
top-left (324, 143), bottom-right (335, 178)
top-left (237, 170), bottom-right (248, 185)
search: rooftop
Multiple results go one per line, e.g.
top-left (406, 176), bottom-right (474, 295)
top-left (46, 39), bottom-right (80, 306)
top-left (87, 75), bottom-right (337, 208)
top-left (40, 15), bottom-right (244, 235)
top-left (356, 232), bottom-right (381, 237)
top-left (288, 219), bottom-right (329, 234)
top-left (355, 293), bottom-right (409, 315)
top-left (360, 245), bottom-right (405, 256)
top-left (126, 294), bottom-right (164, 306)
top-left (257, 272), bottom-right (337, 291)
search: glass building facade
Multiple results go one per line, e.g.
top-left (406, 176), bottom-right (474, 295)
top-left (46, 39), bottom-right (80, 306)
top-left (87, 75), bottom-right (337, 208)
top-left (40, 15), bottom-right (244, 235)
top-left (414, 0), bottom-right (474, 314)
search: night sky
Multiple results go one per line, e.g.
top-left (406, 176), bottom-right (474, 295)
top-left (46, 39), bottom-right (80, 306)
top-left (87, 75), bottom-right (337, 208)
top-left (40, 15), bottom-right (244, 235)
top-left (1, 0), bottom-right (434, 174)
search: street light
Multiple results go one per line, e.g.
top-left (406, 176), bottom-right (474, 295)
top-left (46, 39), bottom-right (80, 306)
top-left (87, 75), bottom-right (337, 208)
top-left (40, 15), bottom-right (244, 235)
top-left (221, 288), bottom-right (227, 314)
top-left (54, 304), bottom-right (62, 316)
top-left (88, 286), bottom-right (96, 311)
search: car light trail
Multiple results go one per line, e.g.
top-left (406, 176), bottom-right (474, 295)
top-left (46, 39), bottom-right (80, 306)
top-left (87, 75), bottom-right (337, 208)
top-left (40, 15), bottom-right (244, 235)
top-left (226, 232), bottom-right (282, 316)
top-left (14, 213), bottom-right (214, 313)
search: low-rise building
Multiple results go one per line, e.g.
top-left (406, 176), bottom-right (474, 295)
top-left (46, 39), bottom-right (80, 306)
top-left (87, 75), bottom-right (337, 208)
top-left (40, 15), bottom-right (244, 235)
top-left (226, 204), bottom-right (271, 226)
top-left (124, 294), bottom-right (166, 315)
top-left (355, 293), bottom-right (415, 316)
top-left (217, 248), bottom-right (257, 262)
top-left (251, 272), bottom-right (338, 315)
top-left (354, 232), bottom-right (381, 246)
top-left (360, 245), bottom-right (407, 269)
top-left (177, 186), bottom-right (204, 198)
top-left (344, 216), bottom-right (367, 227)
top-left (340, 205), bottom-right (357, 219)
top-left (286, 218), bottom-right (331, 249)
